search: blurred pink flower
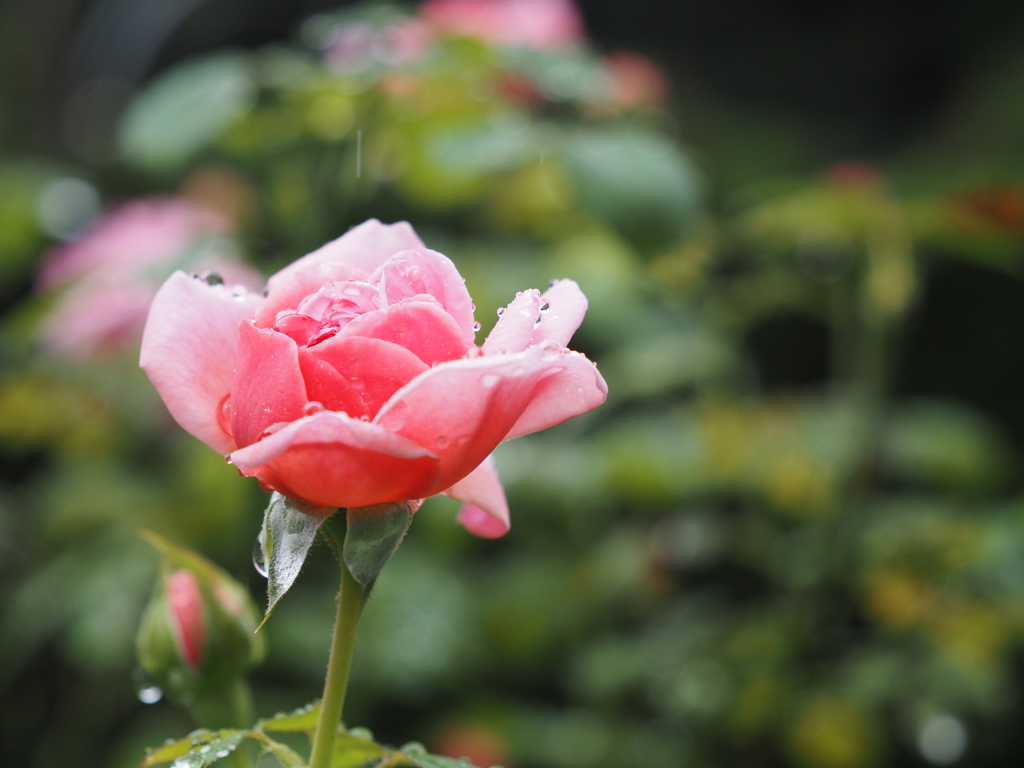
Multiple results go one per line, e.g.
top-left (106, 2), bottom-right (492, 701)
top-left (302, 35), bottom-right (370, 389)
top-left (37, 197), bottom-right (261, 360)
top-left (420, 0), bottom-right (585, 50)
top-left (325, 18), bottom-right (434, 72)
top-left (603, 51), bottom-right (669, 110)
top-left (166, 569), bottom-right (207, 671)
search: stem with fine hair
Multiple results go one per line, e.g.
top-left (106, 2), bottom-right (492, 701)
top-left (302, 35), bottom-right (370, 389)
top-left (309, 520), bottom-right (365, 768)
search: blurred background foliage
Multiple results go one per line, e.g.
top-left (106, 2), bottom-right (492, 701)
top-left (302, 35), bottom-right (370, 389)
top-left (5, 1), bottom-right (1024, 767)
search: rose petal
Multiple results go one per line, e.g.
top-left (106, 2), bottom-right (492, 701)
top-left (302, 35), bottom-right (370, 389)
top-left (140, 271), bottom-right (261, 454)
top-left (483, 288), bottom-right (542, 355)
top-left (340, 299), bottom-right (469, 366)
top-left (306, 335), bottom-right (428, 416)
top-left (255, 220), bottom-right (424, 328)
top-left (231, 322), bottom-right (308, 448)
top-left (373, 249), bottom-right (477, 345)
top-left (297, 349), bottom-right (370, 419)
top-left (529, 278), bottom-right (587, 347)
top-left (374, 346), bottom-right (557, 491)
top-left (230, 410), bottom-right (440, 508)
top-left (506, 348), bottom-right (608, 439)
top-left (444, 456), bottom-right (510, 538)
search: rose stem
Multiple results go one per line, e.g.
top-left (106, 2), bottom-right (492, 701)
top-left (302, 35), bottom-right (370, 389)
top-left (309, 520), bottom-right (365, 768)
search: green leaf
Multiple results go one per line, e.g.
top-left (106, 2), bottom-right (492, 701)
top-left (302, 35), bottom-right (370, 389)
top-left (331, 731), bottom-right (387, 767)
top-left (251, 732), bottom-right (308, 768)
top-left (398, 742), bottom-right (485, 768)
top-left (143, 730), bottom-right (247, 766)
top-left (343, 502), bottom-right (415, 587)
top-left (258, 493), bottom-right (335, 630)
top-left (119, 53), bottom-right (255, 171)
top-left (258, 702), bottom-right (321, 734)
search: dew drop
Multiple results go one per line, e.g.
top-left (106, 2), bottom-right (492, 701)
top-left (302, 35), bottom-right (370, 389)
top-left (496, 307), bottom-right (505, 317)
top-left (539, 302), bottom-right (550, 312)
top-left (407, 265), bottom-right (423, 281)
top-left (436, 435), bottom-right (449, 448)
top-left (548, 278), bottom-right (562, 288)
top-left (350, 376), bottom-right (365, 389)
top-left (137, 686), bottom-right (162, 704)
top-left (198, 745), bottom-right (211, 754)
top-left (469, 303), bottom-right (476, 311)
top-left (223, 454), bottom-right (233, 465)
top-left (541, 345), bottom-right (561, 362)
top-left (253, 532), bottom-right (268, 578)
top-left (472, 322), bottom-right (481, 332)
top-left (303, 401), bottom-right (325, 416)
top-left (216, 750), bottom-right (230, 758)
top-left (171, 756), bottom-right (203, 768)
top-left (199, 272), bottom-right (224, 285)
top-left (482, 373), bottom-right (500, 388)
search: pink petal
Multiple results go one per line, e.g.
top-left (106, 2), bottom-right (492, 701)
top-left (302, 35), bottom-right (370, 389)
top-left (166, 570), bottom-right (206, 670)
top-left (297, 349), bottom-right (370, 419)
top-left (340, 299), bottom-right (469, 366)
top-left (374, 345), bottom-right (560, 491)
top-left (373, 249), bottom-right (478, 345)
top-left (231, 322), bottom-right (309, 448)
top-left (506, 348), bottom-right (608, 439)
top-left (306, 335), bottom-right (428, 416)
top-left (230, 410), bottom-right (440, 508)
top-left (140, 271), bottom-right (261, 455)
top-left (483, 288), bottom-right (542, 355)
top-left (529, 278), bottom-right (587, 347)
top-left (444, 456), bottom-right (510, 538)
top-left (255, 220), bottom-right (425, 327)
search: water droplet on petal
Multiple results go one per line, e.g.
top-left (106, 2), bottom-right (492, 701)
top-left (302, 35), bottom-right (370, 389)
top-left (496, 307), bottom-right (505, 317)
top-left (198, 272), bottom-right (224, 285)
top-left (350, 376), bottom-right (365, 389)
top-left (303, 401), bottom-right (325, 416)
top-left (541, 345), bottom-right (561, 362)
top-left (224, 454), bottom-right (233, 465)
top-left (253, 533), bottom-right (268, 578)
top-left (472, 322), bottom-right (481, 332)
top-left (539, 302), bottom-right (550, 312)
top-left (482, 373), bottom-right (500, 388)
top-left (548, 278), bottom-right (562, 288)
top-left (470, 303), bottom-right (476, 311)
top-left (436, 435), bottom-right (449, 448)
top-left (137, 686), bottom-right (162, 704)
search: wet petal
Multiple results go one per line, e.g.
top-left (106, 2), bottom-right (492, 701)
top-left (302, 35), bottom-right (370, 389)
top-left (306, 335), bottom-right (428, 416)
top-left (140, 271), bottom-right (260, 454)
top-left (444, 456), bottom-right (510, 538)
top-left (373, 249), bottom-right (477, 345)
top-left (340, 299), bottom-right (469, 366)
top-left (530, 278), bottom-right (587, 347)
top-left (230, 410), bottom-right (440, 508)
top-left (231, 322), bottom-right (308, 448)
top-left (297, 349), bottom-right (370, 419)
top-left (483, 288), bottom-right (542, 355)
top-left (374, 346), bottom-right (556, 491)
top-left (256, 220), bottom-right (424, 328)
top-left (506, 348), bottom-right (608, 439)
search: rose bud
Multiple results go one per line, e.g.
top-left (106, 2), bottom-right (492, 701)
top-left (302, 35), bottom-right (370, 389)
top-left (140, 219), bottom-right (607, 537)
top-left (136, 532), bottom-right (264, 723)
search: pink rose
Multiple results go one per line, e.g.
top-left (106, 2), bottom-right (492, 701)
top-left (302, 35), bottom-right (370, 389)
top-left (140, 220), bottom-right (606, 538)
top-left (37, 197), bottom-right (262, 360)
top-left (420, 0), bottom-right (584, 50)
top-left (166, 569), bottom-right (207, 671)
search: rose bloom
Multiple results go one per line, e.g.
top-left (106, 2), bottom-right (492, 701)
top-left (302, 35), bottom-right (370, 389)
top-left (37, 197), bottom-right (261, 360)
top-left (419, 0), bottom-right (584, 50)
top-left (140, 220), bottom-right (606, 537)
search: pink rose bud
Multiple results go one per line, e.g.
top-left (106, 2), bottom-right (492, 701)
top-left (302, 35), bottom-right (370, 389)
top-left (603, 51), bottom-right (669, 110)
top-left (420, 0), bottom-right (585, 50)
top-left (166, 569), bottom-right (207, 671)
top-left (137, 533), bottom-right (264, 705)
top-left (140, 219), bottom-right (608, 537)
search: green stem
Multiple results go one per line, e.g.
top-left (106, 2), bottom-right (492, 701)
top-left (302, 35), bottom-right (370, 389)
top-left (309, 526), bottom-right (365, 768)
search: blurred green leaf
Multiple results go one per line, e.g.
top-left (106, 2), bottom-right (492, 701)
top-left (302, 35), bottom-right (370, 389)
top-left (120, 53), bottom-right (256, 171)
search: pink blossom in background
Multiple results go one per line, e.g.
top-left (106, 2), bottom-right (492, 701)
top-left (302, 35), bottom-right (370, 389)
top-left (325, 17), bottom-right (434, 71)
top-left (37, 197), bottom-right (262, 360)
top-left (140, 219), bottom-right (607, 538)
top-left (420, 0), bottom-right (585, 50)
top-left (603, 51), bottom-right (669, 110)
